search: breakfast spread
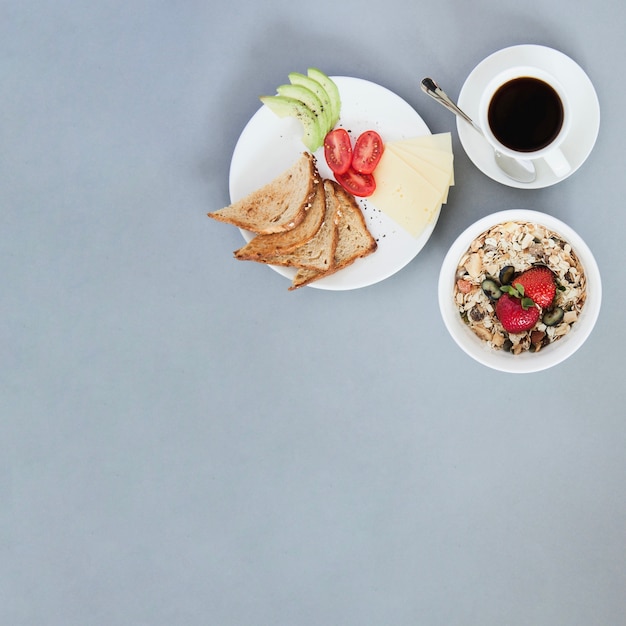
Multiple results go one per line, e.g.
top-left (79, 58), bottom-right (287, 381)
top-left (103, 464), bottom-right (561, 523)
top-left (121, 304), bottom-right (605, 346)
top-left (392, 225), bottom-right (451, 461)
top-left (453, 220), bottom-right (587, 354)
top-left (255, 68), bottom-right (455, 233)
top-left (211, 67), bottom-right (457, 289)
top-left (211, 51), bottom-right (599, 365)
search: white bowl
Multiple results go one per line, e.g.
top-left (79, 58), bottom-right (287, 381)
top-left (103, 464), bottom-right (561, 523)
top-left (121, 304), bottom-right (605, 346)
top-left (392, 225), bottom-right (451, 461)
top-left (438, 210), bottom-right (602, 373)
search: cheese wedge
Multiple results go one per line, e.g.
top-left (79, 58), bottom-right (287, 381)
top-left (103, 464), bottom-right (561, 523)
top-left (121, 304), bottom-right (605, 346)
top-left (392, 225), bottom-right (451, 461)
top-left (389, 133), bottom-right (454, 183)
top-left (386, 144), bottom-right (453, 203)
top-left (367, 132), bottom-right (454, 238)
top-left (369, 149), bottom-right (445, 237)
top-left (387, 144), bottom-right (455, 187)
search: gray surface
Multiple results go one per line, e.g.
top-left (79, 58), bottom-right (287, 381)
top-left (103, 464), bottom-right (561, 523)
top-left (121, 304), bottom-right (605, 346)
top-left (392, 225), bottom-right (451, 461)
top-left (2, 1), bottom-right (625, 625)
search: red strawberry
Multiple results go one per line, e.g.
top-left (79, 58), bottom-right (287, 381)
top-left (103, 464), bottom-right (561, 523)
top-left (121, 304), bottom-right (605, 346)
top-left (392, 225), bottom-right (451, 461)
top-left (495, 293), bottom-right (540, 333)
top-left (512, 266), bottom-right (556, 309)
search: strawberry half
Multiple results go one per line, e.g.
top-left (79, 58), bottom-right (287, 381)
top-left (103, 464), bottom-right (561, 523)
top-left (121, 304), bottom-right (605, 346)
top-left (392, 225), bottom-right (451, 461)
top-left (512, 266), bottom-right (556, 309)
top-left (495, 293), bottom-right (540, 333)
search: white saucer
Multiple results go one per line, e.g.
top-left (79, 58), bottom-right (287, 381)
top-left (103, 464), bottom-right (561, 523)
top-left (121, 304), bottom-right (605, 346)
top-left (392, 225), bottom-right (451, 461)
top-left (457, 44), bottom-right (600, 189)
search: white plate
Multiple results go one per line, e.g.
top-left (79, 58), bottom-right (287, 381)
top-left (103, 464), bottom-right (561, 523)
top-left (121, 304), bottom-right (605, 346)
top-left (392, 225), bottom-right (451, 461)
top-left (438, 210), bottom-right (602, 373)
top-left (229, 76), bottom-right (435, 290)
top-left (457, 45), bottom-right (600, 189)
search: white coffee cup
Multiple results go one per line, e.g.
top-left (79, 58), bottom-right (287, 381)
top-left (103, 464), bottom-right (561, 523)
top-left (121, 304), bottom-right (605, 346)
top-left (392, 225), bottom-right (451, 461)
top-left (478, 66), bottom-right (571, 177)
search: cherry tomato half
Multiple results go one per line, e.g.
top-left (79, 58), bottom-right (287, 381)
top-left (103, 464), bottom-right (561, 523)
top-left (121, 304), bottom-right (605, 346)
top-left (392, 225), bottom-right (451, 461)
top-left (352, 130), bottom-right (384, 174)
top-left (323, 128), bottom-right (352, 175)
top-left (335, 167), bottom-right (376, 197)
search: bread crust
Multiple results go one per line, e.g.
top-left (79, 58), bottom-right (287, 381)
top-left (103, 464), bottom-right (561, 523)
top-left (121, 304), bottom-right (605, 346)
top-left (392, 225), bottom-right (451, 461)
top-left (240, 180), bottom-right (340, 272)
top-left (233, 180), bottom-right (326, 259)
top-left (208, 153), bottom-right (319, 235)
top-left (288, 181), bottom-right (377, 290)
top-left (213, 152), bottom-right (377, 289)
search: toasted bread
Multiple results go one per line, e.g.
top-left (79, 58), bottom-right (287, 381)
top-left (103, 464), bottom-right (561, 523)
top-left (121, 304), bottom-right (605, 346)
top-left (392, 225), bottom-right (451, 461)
top-left (233, 178), bottom-right (326, 260)
top-left (288, 181), bottom-right (377, 290)
top-left (208, 152), bottom-right (319, 234)
top-left (240, 179), bottom-right (340, 272)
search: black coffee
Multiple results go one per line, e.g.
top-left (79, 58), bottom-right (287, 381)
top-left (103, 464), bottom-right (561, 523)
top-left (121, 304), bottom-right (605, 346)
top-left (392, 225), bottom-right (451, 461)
top-left (487, 77), bottom-right (564, 152)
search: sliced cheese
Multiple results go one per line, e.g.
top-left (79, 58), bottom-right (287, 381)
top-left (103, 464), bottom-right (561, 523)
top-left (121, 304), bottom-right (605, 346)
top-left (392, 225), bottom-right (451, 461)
top-left (369, 149), bottom-right (444, 238)
top-left (388, 133), bottom-right (454, 184)
top-left (388, 144), bottom-right (455, 187)
top-left (386, 144), bottom-right (453, 203)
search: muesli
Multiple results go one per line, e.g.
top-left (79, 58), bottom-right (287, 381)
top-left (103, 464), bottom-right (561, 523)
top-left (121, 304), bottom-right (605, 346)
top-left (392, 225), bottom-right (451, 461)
top-left (454, 220), bottom-right (587, 354)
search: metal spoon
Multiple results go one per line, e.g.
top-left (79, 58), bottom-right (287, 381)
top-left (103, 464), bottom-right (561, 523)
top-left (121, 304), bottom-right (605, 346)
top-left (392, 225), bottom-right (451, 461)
top-left (420, 77), bottom-right (536, 184)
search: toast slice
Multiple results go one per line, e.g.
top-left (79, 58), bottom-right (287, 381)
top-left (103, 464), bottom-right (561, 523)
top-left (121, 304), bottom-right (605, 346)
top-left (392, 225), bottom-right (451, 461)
top-left (208, 152), bottom-right (320, 234)
top-left (233, 178), bottom-right (326, 260)
top-left (240, 179), bottom-right (340, 272)
top-left (288, 181), bottom-right (377, 290)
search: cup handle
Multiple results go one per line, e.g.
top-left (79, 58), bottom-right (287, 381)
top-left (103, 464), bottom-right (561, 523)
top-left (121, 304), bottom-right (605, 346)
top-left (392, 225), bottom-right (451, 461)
top-left (543, 147), bottom-right (571, 178)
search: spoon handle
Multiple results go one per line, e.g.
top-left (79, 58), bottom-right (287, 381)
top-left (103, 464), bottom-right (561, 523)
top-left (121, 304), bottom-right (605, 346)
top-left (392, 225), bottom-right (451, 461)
top-left (420, 77), bottom-right (483, 136)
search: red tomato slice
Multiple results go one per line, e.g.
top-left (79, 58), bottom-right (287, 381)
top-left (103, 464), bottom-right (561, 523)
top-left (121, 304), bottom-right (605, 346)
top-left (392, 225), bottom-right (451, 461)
top-left (335, 167), bottom-right (376, 197)
top-left (323, 128), bottom-right (352, 175)
top-left (352, 130), bottom-right (384, 174)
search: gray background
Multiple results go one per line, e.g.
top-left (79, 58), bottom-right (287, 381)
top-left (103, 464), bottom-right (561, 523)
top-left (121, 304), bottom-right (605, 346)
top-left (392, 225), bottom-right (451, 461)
top-left (2, 1), bottom-right (625, 625)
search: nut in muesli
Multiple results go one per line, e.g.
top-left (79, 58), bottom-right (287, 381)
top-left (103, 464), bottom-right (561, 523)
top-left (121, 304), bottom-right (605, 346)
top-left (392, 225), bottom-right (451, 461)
top-left (453, 221), bottom-right (586, 355)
